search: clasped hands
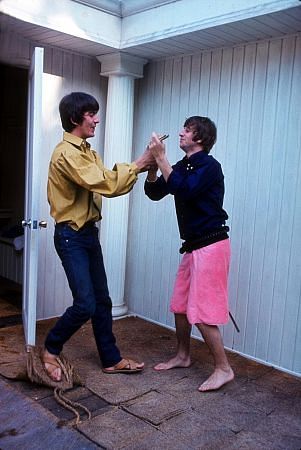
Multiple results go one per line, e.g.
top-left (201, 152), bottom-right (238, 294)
top-left (134, 132), bottom-right (166, 172)
top-left (138, 132), bottom-right (166, 172)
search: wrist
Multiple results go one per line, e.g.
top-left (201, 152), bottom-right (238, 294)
top-left (146, 172), bottom-right (158, 182)
top-left (155, 154), bottom-right (166, 164)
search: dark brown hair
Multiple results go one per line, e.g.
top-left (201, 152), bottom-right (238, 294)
top-left (59, 92), bottom-right (99, 132)
top-left (184, 116), bottom-right (217, 153)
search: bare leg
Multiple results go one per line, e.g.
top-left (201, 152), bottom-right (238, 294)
top-left (196, 323), bottom-right (234, 391)
top-left (154, 314), bottom-right (192, 370)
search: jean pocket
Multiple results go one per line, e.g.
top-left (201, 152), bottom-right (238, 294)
top-left (54, 225), bottom-right (77, 249)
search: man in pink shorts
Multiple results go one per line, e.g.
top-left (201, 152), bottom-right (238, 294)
top-left (144, 116), bottom-right (234, 391)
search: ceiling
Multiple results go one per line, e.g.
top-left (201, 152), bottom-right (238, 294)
top-left (1, 3), bottom-right (301, 61)
top-left (73, 0), bottom-right (176, 17)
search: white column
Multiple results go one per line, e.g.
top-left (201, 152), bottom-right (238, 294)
top-left (97, 53), bottom-right (147, 317)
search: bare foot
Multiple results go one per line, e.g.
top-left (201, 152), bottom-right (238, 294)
top-left (198, 367), bottom-right (234, 392)
top-left (154, 355), bottom-right (191, 371)
top-left (42, 349), bottom-right (62, 382)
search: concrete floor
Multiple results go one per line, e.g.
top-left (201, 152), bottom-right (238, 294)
top-left (0, 316), bottom-right (300, 449)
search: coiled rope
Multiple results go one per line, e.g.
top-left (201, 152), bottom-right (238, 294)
top-left (26, 345), bottom-right (91, 425)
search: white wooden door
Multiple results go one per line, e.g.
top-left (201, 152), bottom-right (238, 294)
top-left (22, 47), bottom-right (45, 346)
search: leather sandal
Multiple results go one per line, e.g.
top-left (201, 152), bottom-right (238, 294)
top-left (102, 358), bottom-right (144, 374)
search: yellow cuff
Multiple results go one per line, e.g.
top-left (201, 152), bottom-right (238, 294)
top-left (130, 162), bottom-right (140, 175)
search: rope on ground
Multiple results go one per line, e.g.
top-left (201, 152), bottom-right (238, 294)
top-left (54, 387), bottom-right (92, 424)
top-left (26, 345), bottom-right (91, 425)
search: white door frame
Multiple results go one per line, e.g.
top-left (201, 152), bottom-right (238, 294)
top-left (22, 47), bottom-right (44, 347)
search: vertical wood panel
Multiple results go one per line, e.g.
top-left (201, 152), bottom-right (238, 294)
top-left (198, 52), bottom-right (211, 113)
top-left (127, 33), bottom-right (301, 375)
top-left (188, 54), bottom-right (201, 113)
top-left (243, 41), bottom-right (269, 357)
top-left (255, 38), bottom-right (288, 362)
top-left (268, 35), bottom-right (301, 369)
top-left (229, 43), bottom-right (257, 353)
top-left (221, 46), bottom-right (244, 347)
top-left (283, 36), bottom-right (301, 374)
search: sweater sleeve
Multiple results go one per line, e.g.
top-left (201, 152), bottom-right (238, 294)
top-left (144, 174), bottom-right (170, 201)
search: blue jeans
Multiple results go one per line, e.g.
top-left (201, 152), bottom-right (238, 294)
top-left (45, 222), bottom-right (121, 368)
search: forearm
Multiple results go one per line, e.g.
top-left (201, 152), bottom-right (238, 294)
top-left (98, 163), bottom-right (138, 197)
top-left (155, 155), bottom-right (173, 182)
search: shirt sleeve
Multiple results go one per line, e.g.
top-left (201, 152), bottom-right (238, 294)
top-left (55, 150), bottom-right (139, 197)
top-left (167, 159), bottom-right (223, 200)
top-left (144, 175), bottom-right (170, 200)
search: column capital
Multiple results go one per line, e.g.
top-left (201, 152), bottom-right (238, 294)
top-left (97, 52), bottom-right (148, 78)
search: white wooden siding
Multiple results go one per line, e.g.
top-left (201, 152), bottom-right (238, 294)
top-left (127, 33), bottom-right (301, 375)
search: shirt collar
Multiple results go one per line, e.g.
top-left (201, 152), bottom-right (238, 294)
top-left (63, 131), bottom-right (90, 151)
top-left (182, 150), bottom-right (208, 164)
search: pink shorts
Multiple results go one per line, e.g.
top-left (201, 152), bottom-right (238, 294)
top-left (170, 239), bottom-right (231, 325)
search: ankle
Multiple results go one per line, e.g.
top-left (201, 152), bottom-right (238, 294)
top-left (215, 364), bottom-right (233, 374)
top-left (44, 349), bottom-right (58, 359)
top-left (177, 352), bottom-right (191, 362)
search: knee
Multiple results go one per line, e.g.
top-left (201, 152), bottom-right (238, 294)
top-left (95, 295), bottom-right (113, 310)
top-left (73, 302), bottom-right (96, 321)
top-left (103, 296), bottom-right (113, 309)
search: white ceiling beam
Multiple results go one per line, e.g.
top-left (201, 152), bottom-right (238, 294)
top-left (0, 0), bottom-right (121, 48)
top-left (121, 0), bottom-right (301, 47)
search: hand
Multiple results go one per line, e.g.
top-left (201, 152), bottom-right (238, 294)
top-left (148, 132), bottom-right (165, 160)
top-left (134, 146), bottom-right (157, 172)
top-left (148, 132), bottom-right (173, 182)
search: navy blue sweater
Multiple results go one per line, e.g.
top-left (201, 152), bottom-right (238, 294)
top-left (144, 150), bottom-right (228, 241)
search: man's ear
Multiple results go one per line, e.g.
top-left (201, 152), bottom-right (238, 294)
top-left (70, 117), bottom-right (78, 126)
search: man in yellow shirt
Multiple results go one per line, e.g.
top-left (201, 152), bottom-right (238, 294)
top-left (43, 92), bottom-right (155, 381)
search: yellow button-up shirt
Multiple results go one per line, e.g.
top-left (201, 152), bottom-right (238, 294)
top-left (47, 132), bottom-right (139, 230)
